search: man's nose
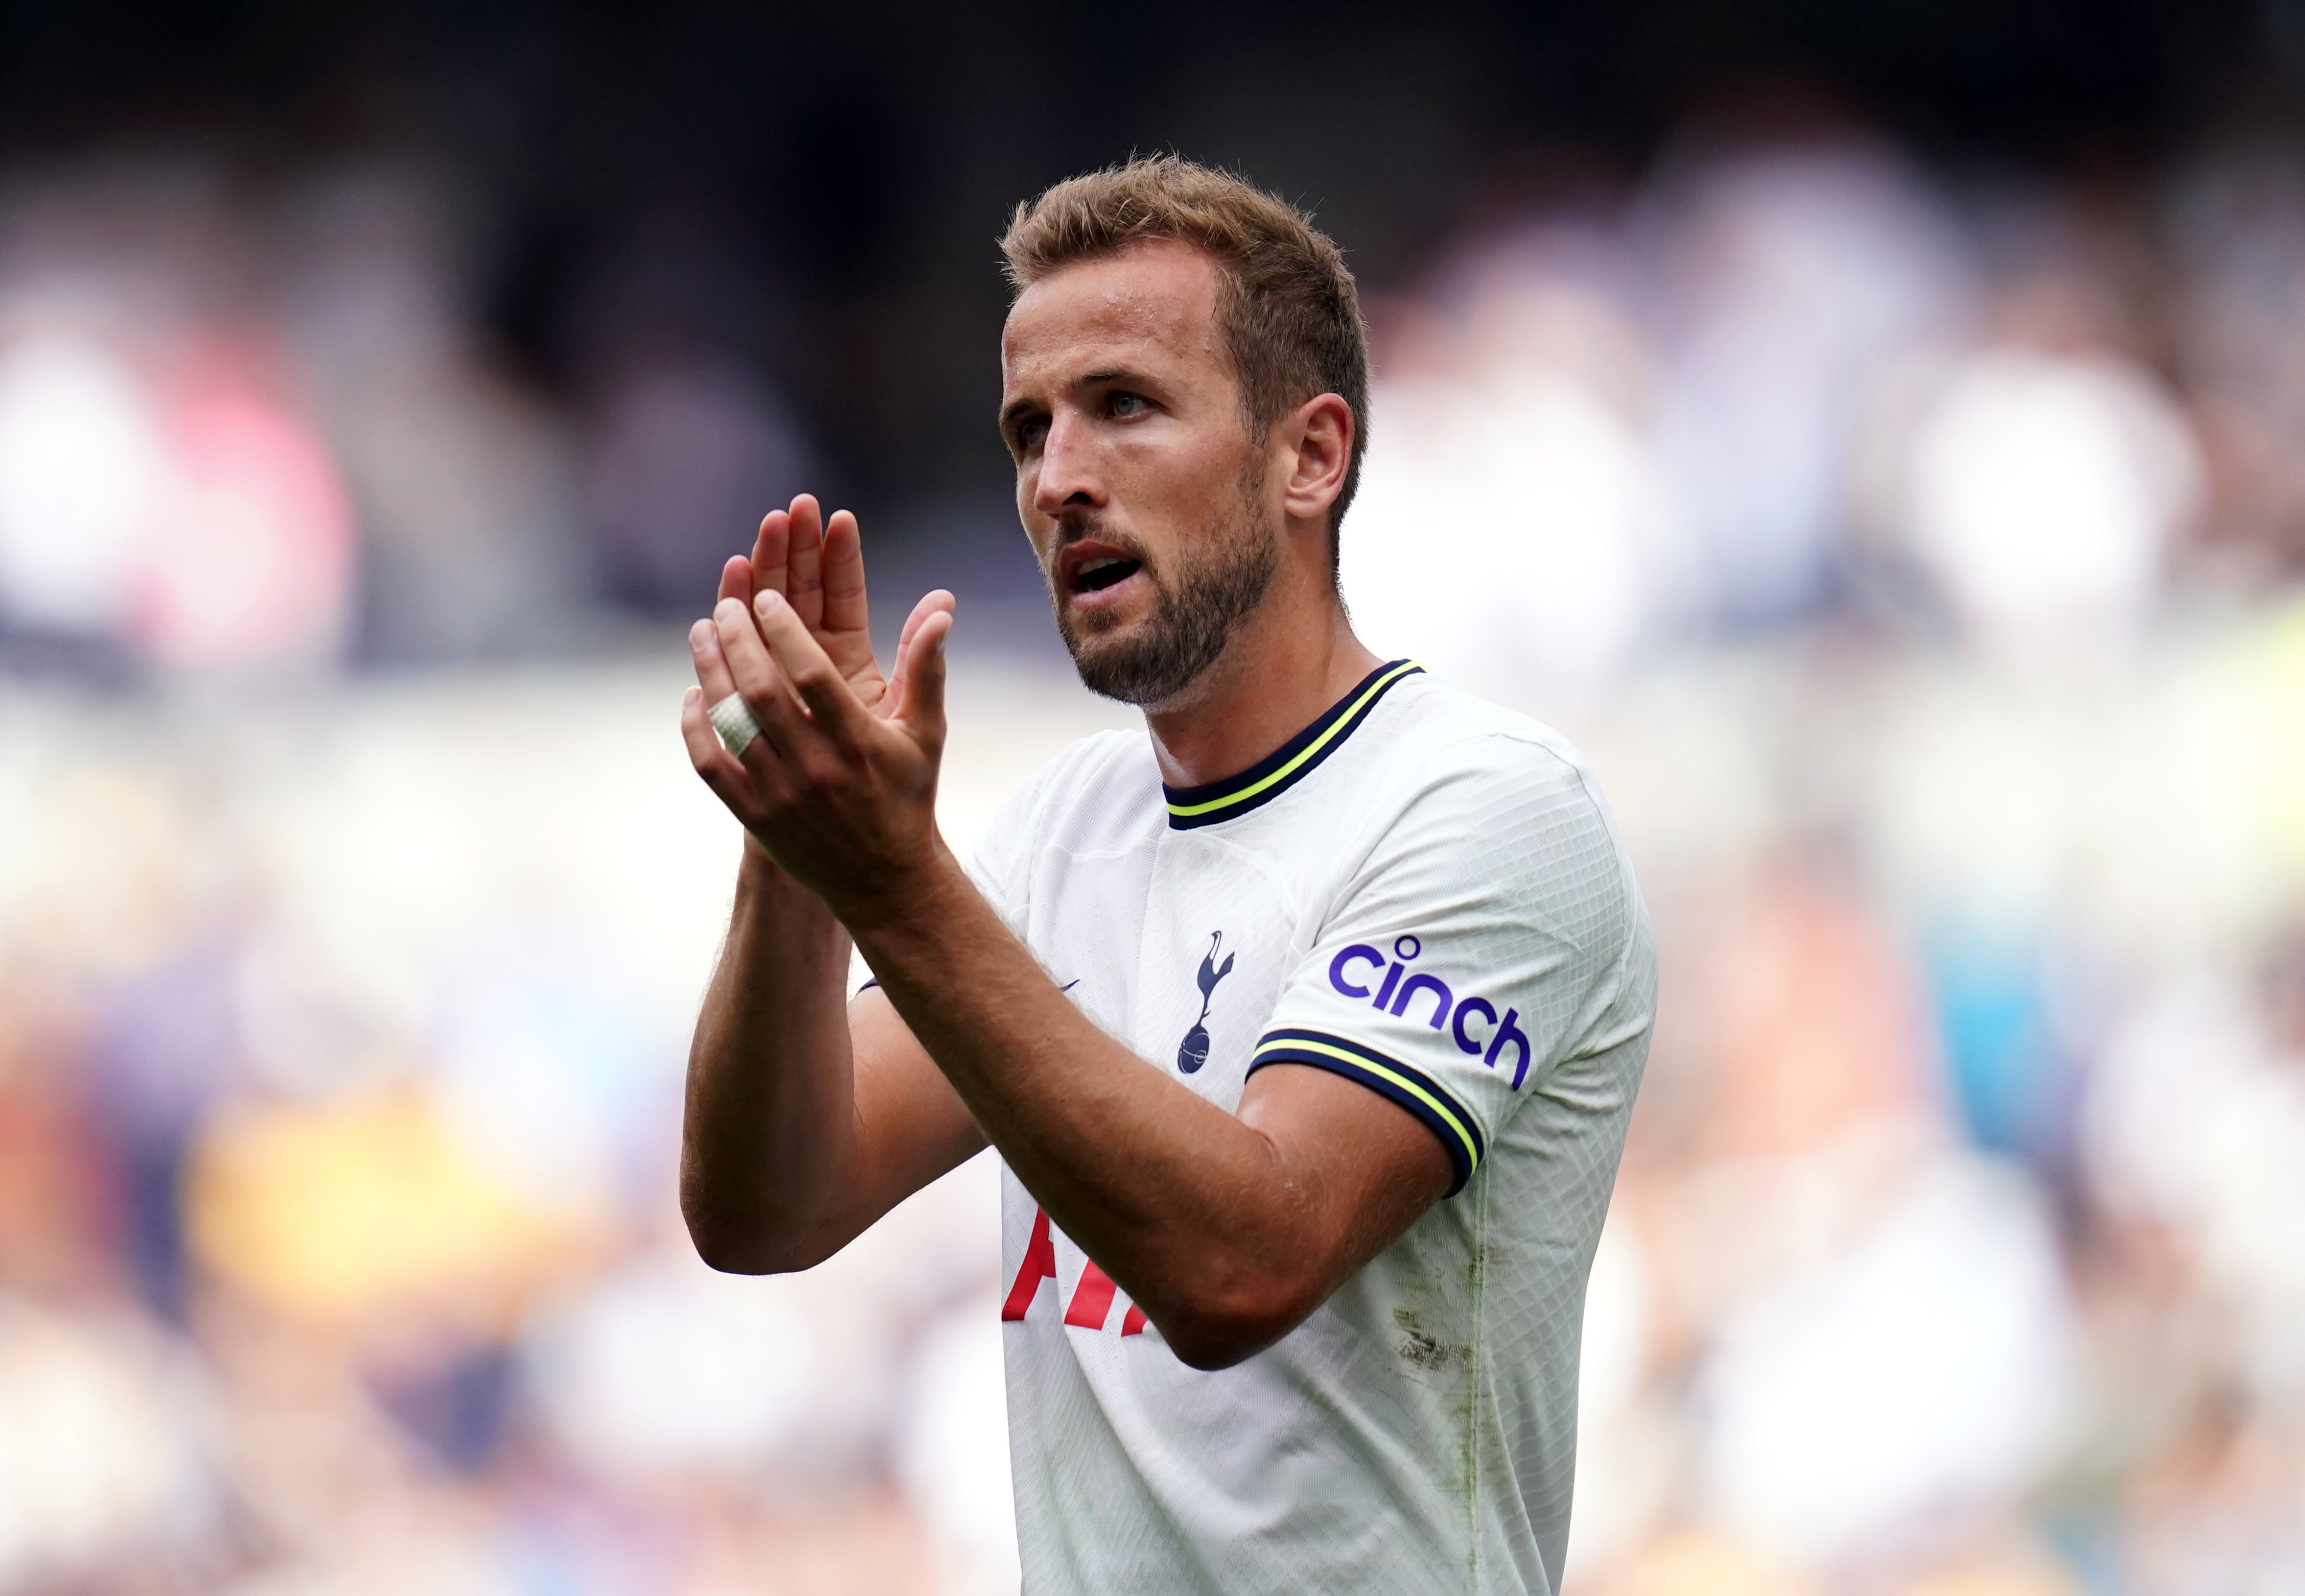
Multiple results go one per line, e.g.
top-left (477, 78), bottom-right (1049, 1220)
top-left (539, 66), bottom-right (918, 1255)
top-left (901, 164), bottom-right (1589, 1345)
top-left (1032, 413), bottom-right (1105, 519)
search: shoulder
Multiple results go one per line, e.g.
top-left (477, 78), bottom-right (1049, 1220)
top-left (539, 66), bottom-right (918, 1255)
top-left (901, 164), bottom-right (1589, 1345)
top-left (1354, 677), bottom-right (1641, 926)
top-left (1368, 677), bottom-right (1618, 840)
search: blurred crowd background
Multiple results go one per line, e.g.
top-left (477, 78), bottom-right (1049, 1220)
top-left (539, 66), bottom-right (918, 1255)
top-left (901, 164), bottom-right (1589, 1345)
top-left (3, 3), bottom-right (2304, 1593)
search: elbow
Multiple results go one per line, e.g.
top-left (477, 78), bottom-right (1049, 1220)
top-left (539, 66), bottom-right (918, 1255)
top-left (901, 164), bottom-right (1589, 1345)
top-left (686, 1224), bottom-right (827, 1277)
top-left (1153, 1276), bottom-right (1323, 1372)
top-left (687, 1230), bottom-right (801, 1276)
top-left (679, 1193), bottom-right (831, 1277)
top-left (1166, 1329), bottom-right (1270, 1373)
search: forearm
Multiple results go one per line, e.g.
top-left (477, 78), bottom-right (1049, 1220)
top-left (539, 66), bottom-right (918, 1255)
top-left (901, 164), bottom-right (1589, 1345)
top-left (850, 851), bottom-right (1320, 1361)
top-left (680, 575), bottom-right (1430, 1350)
top-left (681, 840), bottom-right (859, 1271)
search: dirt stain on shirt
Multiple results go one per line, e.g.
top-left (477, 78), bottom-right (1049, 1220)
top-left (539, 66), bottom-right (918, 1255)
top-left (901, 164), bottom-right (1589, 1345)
top-left (1393, 1306), bottom-right (1470, 1371)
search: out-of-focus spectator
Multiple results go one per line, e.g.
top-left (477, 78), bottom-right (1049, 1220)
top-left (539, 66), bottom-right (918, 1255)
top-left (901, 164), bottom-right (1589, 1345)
top-left (0, 331), bottom-right (167, 637)
top-left (2167, 142), bottom-right (2305, 584)
top-left (1346, 214), bottom-right (1675, 688)
top-left (273, 166), bottom-right (588, 664)
top-left (586, 355), bottom-right (816, 614)
top-left (186, 1089), bottom-right (598, 1322)
top-left (1869, 339), bottom-right (2201, 656)
top-left (0, 1296), bottom-right (215, 1589)
top-left (1645, 132), bottom-right (1977, 627)
top-left (2088, 973), bottom-right (2305, 1409)
top-left (1695, 1154), bottom-right (2076, 1564)
top-left (0, 167), bottom-right (355, 680)
top-left (136, 338), bottom-right (355, 672)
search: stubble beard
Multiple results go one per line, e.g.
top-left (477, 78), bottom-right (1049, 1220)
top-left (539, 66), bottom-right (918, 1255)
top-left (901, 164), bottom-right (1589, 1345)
top-left (1049, 462), bottom-right (1279, 708)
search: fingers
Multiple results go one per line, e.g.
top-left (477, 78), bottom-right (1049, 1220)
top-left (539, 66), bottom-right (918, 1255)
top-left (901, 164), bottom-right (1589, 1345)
top-left (737, 494), bottom-right (856, 640)
top-left (752, 589), bottom-right (873, 743)
top-left (886, 590), bottom-right (956, 723)
top-left (680, 684), bottom-right (731, 774)
top-left (712, 596), bottom-right (814, 756)
top-left (680, 685), bottom-right (752, 808)
top-left (895, 600), bottom-right (953, 749)
top-left (819, 509), bottom-right (869, 637)
top-left (689, 616), bottom-right (740, 705)
top-left (786, 495), bottom-right (826, 631)
top-left (896, 589), bottom-right (954, 651)
top-left (749, 509), bottom-right (791, 599)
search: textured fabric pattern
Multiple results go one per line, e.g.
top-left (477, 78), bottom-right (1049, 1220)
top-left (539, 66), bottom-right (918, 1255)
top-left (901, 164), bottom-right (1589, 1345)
top-left (968, 672), bottom-right (1655, 1596)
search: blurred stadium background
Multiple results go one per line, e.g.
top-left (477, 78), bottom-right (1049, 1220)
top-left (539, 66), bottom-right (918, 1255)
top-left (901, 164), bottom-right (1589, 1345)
top-left (3, 3), bottom-right (2304, 1592)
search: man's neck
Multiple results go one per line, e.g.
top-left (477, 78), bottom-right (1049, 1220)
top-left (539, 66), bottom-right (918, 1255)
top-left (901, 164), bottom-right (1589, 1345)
top-left (1142, 589), bottom-right (1382, 790)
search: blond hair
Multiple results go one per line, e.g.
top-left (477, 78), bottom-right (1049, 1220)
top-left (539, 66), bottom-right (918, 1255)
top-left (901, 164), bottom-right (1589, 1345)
top-left (1000, 155), bottom-right (1371, 573)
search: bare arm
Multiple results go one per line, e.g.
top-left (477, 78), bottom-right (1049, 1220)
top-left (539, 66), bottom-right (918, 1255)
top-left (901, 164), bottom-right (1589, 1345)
top-left (679, 843), bottom-right (981, 1273)
top-left (711, 583), bottom-right (1452, 1370)
top-left (677, 496), bottom-right (980, 1274)
top-left (856, 856), bottom-right (1450, 1370)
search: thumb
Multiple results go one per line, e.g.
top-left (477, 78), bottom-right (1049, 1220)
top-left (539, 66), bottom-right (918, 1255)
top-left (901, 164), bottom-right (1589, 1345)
top-left (883, 589), bottom-right (946, 717)
top-left (895, 596), bottom-right (954, 747)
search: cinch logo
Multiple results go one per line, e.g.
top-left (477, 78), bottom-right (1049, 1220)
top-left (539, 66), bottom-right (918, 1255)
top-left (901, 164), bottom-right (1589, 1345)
top-left (1328, 935), bottom-right (1534, 1088)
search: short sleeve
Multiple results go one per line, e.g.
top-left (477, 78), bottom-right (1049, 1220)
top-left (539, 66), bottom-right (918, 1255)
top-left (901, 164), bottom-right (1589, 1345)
top-left (1246, 737), bottom-right (1643, 1196)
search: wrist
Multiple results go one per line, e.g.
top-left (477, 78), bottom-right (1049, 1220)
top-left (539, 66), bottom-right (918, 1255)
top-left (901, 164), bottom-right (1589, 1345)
top-left (738, 829), bottom-right (782, 876)
top-left (839, 839), bottom-right (969, 944)
top-left (738, 836), bottom-right (836, 920)
top-left (738, 832), bottom-right (790, 891)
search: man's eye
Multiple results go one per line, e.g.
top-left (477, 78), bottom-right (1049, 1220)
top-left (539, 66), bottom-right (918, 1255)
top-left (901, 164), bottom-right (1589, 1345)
top-left (1017, 417), bottom-right (1048, 450)
top-left (1110, 393), bottom-right (1149, 418)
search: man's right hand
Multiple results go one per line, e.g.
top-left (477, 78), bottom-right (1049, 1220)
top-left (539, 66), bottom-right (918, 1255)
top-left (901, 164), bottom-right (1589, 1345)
top-left (712, 493), bottom-right (945, 723)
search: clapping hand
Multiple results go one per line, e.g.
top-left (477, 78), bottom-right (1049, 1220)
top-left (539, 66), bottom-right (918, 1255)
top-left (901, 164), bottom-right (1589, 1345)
top-left (680, 494), bottom-right (957, 917)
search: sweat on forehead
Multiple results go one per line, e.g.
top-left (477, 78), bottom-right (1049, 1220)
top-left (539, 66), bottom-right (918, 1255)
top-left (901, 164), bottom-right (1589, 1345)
top-left (1002, 240), bottom-right (1228, 362)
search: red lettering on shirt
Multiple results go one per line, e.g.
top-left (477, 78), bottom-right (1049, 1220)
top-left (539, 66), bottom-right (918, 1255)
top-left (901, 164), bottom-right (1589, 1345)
top-left (1064, 1259), bottom-right (1120, 1329)
top-left (1000, 1207), bottom-right (1059, 1321)
top-left (1002, 1208), bottom-right (1152, 1338)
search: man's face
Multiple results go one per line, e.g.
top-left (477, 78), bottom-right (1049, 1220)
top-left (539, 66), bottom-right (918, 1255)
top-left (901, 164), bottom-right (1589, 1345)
top-left (999, 240), bottom-right (1278, 707)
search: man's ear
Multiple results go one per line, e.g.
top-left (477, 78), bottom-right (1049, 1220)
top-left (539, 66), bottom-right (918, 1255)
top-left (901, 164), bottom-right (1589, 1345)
top-left (1281, 393), bottom-right (1354, 527)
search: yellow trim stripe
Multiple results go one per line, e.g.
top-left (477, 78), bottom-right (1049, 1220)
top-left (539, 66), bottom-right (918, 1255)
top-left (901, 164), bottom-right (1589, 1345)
top-left (1166, 660), bottom-right (1422, 819)
top-left (1256, 1036), bottom-right (1480, 1177)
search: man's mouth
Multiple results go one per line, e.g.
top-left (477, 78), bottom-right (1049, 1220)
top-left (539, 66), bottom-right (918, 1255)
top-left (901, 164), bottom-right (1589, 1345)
top-left (1072, 555), bottom-right (1142, 594)
top-left (1056, 540), bottom-right (1148, 599)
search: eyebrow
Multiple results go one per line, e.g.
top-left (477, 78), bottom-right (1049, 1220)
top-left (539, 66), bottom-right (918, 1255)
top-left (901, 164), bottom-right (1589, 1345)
top-left (998, 369), bottom-right (1148, 433)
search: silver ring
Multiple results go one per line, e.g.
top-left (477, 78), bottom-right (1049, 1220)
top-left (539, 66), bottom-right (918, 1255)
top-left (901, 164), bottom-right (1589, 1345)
top-left (708, 692), bottom-right (762, 758)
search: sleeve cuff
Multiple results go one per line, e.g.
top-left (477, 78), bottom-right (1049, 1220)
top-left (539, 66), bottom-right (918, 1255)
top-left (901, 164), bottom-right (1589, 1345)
top-left (1246, 1028), bottom-right (1484, 1196)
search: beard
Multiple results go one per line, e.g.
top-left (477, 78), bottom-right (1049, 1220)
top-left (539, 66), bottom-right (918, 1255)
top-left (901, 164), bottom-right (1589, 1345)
top-left (1047, 465), bottom-right (1279, 708)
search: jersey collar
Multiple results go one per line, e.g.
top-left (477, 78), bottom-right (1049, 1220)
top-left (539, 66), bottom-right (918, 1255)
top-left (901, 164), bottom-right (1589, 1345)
top-left (1162, 659), bottom-right (1423, 831)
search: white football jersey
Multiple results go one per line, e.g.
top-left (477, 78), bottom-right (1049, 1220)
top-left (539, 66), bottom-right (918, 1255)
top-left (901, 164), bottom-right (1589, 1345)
top-left (963, 661), bottom-right (1655, 1596)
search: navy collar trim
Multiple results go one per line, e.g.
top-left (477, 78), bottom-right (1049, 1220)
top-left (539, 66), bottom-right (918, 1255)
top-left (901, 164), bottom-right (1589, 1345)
top-left (1161, 660), bottom-right (1423, 830)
